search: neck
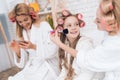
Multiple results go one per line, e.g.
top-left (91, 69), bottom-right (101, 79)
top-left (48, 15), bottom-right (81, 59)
top-left (68, 38), bottom-right (76, 44)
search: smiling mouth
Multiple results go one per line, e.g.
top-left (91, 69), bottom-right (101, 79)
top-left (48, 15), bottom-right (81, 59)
top-left (70, 31), bottom-right (78, 34)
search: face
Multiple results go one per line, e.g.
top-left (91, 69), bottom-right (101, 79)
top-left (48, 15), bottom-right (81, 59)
top-left (64, 16), bottom-right (80, 41)
top-left (16, 15), bottom-right (32, 30)
top-left (94, 8), bottom-right (106, 31)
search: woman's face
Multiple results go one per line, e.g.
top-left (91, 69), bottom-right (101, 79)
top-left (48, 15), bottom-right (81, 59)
top-left (64, 16), bottom-right (80, 40)
top-left (94, 8), bottom-right (106, 31)
top-left (16, 15), bottom-right (32, 30)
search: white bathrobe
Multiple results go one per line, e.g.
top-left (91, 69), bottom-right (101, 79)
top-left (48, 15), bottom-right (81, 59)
top-left (56, 37), bottom-right (103, 80)
top-left (8, 21), bottom-right (60, 80)
top-left (76, 35), bottom-right (120, 80)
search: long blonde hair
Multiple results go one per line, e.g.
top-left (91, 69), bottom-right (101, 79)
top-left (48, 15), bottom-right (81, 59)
top-left (100, 0), bottom-right (120, 35)
top-left (8, 3), bottom-right (37, 39)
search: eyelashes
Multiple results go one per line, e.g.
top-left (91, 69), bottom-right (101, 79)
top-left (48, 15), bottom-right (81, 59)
top-left (66, 22), bottom-right (79, 28)
top-left (17, 17), bottom-right (29, 24)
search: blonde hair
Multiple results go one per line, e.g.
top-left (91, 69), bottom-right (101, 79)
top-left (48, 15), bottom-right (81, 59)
top-left (100, 0), bottom-right (120, 35)
top-left (8, 3), bottom-right (36, 39)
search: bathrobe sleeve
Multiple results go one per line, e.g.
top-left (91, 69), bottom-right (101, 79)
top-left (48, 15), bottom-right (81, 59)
top-left (13, 30), bottom-right (29, 68)
top-left (36, 21), bottom-right (58, 59)
top-left (13, 48), bottom-right (28, 68)
top-left (76, 36), bottom-right (120, 72)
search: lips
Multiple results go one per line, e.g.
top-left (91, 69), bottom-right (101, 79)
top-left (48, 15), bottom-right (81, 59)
top-left (70, 31), bottom-right (78, 34)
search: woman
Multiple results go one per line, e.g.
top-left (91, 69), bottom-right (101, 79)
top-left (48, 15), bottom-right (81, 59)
top-left (8, 3), bottom-right (59, 80)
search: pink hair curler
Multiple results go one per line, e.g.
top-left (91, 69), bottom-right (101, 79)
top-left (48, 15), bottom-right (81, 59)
top-left (62, 10), bottom-right (71, 17)
top-left (10, 17), bottom-right (16, 22)
top-left (77, 13), bottom-right (83, 20)
top-left (57, 18), bottom-right (64, 25)
top-left (109, 2), bottom-right (114, 10)
top-left (79, 22), bottom-right (85, 28)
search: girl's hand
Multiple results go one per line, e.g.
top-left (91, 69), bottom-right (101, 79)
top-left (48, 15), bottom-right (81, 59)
top-left (50, 30), bottom-right (62, 46)
top-left (19, 41), bottom-right (36, 50)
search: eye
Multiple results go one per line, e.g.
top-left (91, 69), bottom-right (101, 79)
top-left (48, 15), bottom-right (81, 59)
top-left (75, 22), bottom-right (79, 26)
top-left (95, 18), bottom-right (101, 24)
top-left (96, 20), bottom-right (101, 23)
top-left (67, 24), bottom-right (71, 27)
top-left (24, 17), bottom-right (28, 21)
top-left (17, 21), bottom-right (22, 24)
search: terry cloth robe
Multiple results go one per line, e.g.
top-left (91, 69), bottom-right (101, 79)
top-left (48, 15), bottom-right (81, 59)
top-left (8, 21), bottom-right (60, 80)
top-left (56, 37), bottom-right (103, 80)
top-left (76, 35), bottom-right (120, 80)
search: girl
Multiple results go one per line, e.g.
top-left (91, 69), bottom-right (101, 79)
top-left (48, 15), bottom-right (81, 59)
top-left (50, 10), bottom-right (100, 80)
top-left (51, 0), bottom-right (120, 80)
top-left (8, 3), bottom-right (59, 80)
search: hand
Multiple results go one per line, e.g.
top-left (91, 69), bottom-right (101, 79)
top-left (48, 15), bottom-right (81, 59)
top-left (19, 41), bottom-right (36, 50)
top-left (9, 40), bottom-right (20, 57)
top-left (50, 30), bottom-right (62, 46)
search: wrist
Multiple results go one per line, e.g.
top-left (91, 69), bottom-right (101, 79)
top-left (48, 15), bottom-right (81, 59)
top-left (32, 44), bottom-right (36, 50)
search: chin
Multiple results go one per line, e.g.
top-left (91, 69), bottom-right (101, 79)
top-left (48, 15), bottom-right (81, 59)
top-left (71, 35), bottom-right (78, 39)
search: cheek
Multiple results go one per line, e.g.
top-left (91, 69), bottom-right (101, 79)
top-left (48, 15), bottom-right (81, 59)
top-left (97, 24), bottom-right (105, 30)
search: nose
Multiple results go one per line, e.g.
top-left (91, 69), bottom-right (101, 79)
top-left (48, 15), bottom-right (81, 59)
top-left (21, 22), bottom-right (27, 27)
top-left (71, 26), bottom-right (77, 30)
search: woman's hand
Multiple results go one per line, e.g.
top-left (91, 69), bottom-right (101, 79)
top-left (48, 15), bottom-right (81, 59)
top-left (9, 40), bottom-right (21, 58)
top-left (19, 41), bottom-right (36, 50)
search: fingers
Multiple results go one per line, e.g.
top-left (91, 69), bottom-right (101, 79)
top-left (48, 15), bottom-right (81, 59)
top-left (19, 41), bottom-right (34, 49)
top-left (19, 42), bottom-right (29, 49)
top-left (9, 40), bottom-right (17, 47)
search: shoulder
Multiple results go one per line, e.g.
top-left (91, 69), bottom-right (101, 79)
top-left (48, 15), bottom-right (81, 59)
top-left (40, 21), bottom-right (53, 30)
top-left (40, 21), bottom-right (50, 26)
top-left (76, 36), bottom-right (94, 49)
top-left (78, 36), bottom-right (93, 44)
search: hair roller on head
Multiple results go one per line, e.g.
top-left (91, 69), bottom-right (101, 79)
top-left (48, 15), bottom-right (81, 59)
top-left (62, 10), bottom-right (71, 17)
top-left (8, 10), bottom-right (16, 23)
top-left (10, 17), bottom-right (16, 22)
top-left (79, 21), bottom-right (85, 28)
top-left (100, 0), bottom-right (114, 14)
top-left (76, 13), bottom-right (83, 20)
top-left (109, 2), bottom-right (114, 10)
top-left (57, 18), bottom-right (64, 25)
top-left (29, 11), bottom-right (37, 19)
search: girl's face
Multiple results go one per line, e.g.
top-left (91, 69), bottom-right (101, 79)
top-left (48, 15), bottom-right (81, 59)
top-left (64, 16), bottom-right (80, 41)
top-left (16, 15), bottom-right (32, 30)
top-left (94, 8), bottom-right (106, 31)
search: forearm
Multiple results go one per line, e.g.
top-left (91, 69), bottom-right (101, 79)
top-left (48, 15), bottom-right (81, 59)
top-left (59, 42), bottom-right (77, 57)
